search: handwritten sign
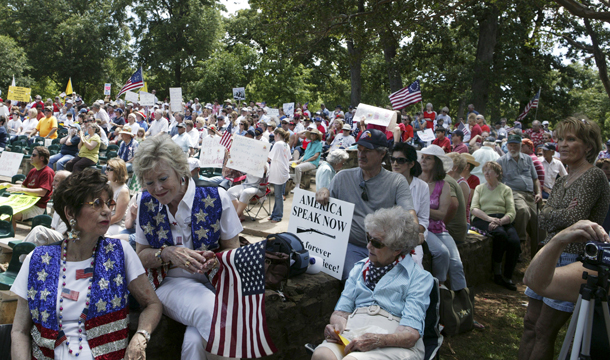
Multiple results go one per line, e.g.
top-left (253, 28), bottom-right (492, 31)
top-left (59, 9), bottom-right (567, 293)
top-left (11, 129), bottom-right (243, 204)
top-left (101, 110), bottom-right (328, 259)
top-left (417, 128), bottom-right (435, 142)
top-left (354, 103), bottom-right (397, 131)
top-left (104, 83), bottom-right (111, 96)
top-left (287, 189), bottom-right (354, 280)
top-left (199, 137), bottom-right (225, 169)
top-left (139, 91), bottom-right (155, 106)
top-left (7, 86), bottom-right (31, 102)
top-left (232, 87), bottom-right (246, 100)
top-left (283, 103), bottom-right (295, 117)
top-left (226, 135), bottom-right (270, 178)
top-left (0, 152), bottom-right (24, 177)
top-left (125, 90), bottom-right (139, 103)
top-left (169, 87), bottom-right (182, 112)
top-left (267, 108), bottom-right (280, 117)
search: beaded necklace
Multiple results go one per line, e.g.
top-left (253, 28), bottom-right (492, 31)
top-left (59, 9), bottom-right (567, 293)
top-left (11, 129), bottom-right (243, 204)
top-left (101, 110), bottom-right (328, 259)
top-left (59, 239), bottom-right (96, 357)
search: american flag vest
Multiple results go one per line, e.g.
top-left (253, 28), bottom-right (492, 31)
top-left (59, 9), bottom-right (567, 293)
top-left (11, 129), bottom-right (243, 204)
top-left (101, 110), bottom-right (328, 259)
top-left (139, 186), bottom-right (222, 290)
top-left (27, 237), bottom-right (129, 360)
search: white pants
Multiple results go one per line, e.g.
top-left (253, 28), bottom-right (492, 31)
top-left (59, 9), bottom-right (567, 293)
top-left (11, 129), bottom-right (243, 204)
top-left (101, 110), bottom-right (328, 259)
top-left (227, 184), bottom-right (263, 203)
top-left (23, 225), bottom-right (63, 247)
top-left (293, 161), bottom-right (316, 187)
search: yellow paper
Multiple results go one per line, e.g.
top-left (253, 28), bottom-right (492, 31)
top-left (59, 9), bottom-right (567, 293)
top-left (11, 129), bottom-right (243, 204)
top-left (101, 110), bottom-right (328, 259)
top-left (338, 334), bottom-right (350, 346)
top-left (291, 163), bottom-right (297, 168)
top-left (0, 194), bottom-right (40, 220)
top-left (7, 86), bottom-right (32, 102)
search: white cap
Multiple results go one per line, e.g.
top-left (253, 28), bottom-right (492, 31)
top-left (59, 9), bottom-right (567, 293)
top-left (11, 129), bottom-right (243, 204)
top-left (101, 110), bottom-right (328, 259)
top-left (188, 158), bottom-right (200, 172)
top-left (542, 120), bottom-right (549, 125)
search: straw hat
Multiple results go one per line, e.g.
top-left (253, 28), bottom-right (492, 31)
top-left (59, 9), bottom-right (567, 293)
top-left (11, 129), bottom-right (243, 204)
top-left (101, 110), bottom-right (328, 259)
top-left (417, 145), bottom-right (454, 172)
top-left (119, 126), bottom-right (135, 136)
top-left (461, 153), bottom-right (480, 167)
top-left (305, 128), bottom-right (323, 139)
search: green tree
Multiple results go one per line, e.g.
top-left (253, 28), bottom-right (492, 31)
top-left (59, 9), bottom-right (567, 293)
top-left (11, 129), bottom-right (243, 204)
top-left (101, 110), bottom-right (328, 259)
top-left (0, 35), bottom-right (32, 93)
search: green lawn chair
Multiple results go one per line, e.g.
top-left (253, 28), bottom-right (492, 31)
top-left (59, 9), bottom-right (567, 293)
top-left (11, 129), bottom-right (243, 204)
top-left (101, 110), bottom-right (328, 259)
top-left (31, 214), bottom-right (53, 229)
top-left (0, 205), bottom-right (15, 239)
top-left (11, 174), bottom-right (26, 184)
top-left (0, 242), bottom-right (36, 290)
top-left (48, 144), bottom-right (60, 155)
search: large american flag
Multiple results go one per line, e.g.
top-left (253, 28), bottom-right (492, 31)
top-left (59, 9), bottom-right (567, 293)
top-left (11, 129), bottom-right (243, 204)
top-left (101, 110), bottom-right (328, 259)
top-left (388, 80), bottom-right (422, 110)
top-left (206, 240), bottom-right (277, 358)
top-left (516, 89), bottom-right (541, 121)
top-left (117, 67), bottom-right (144, 99)
top-left (219, 130), bottom-right (233, 150)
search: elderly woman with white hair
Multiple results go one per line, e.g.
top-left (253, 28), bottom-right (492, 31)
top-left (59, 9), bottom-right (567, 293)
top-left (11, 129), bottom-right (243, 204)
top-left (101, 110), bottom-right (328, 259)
top-left (316, 149), bottom-right (349, 190)
top-left (312, 206), bottom-right (433, 360)
top-left (435, 107), bottom-right (451, 129)
top-left (132, 134), bottom-right (242, 359)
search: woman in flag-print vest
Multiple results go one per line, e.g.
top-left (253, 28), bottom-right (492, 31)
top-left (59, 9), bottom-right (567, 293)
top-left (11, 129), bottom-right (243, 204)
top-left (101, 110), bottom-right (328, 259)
top-left (132, 135), bottom-right (243, 360)
top-left (11, 168), bottom-right (162, 360)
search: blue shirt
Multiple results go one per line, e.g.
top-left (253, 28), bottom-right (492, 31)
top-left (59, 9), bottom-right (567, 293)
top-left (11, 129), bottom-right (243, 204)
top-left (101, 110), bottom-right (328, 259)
top-left (303, 140), bottom-right (323, 167)
top-left (335, 255), bottom-right (433, 336)
top-left (315, 161), bottom-right (335, 190)
top-left (118, 139), bottom-right (138, 162)
top-left (137, 120), bottom-right (148, 132)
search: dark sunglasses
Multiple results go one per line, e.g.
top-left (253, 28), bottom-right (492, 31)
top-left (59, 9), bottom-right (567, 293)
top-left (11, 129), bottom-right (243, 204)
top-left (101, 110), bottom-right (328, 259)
top-left (359, 181), bottom-right (368, 201)
top-left (366, 233), bottom-right (385, 249)
top-left (390, 156), bottom-right (409, 165)
top-left (84, 198), bottom-right (117, 211)
top-left (106, 167), bottom-right (115, 172)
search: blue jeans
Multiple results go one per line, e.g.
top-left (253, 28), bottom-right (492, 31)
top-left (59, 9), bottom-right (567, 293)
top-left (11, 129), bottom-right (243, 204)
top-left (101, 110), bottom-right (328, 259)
top-left (426, 231), bottom-right (467, 290)
top-left (525, 252), bottom-right (579, 312)
top-left (270, 182), bottom-right (286, 221)
top-left (343, 243), bottom-right (369, 281)
top-left (48, 153), bottom-right (75, 171)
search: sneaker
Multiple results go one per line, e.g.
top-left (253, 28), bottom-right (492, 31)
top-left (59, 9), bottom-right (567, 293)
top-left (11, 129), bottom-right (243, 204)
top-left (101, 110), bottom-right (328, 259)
top-left (494, 275), bottom-right (517, 291)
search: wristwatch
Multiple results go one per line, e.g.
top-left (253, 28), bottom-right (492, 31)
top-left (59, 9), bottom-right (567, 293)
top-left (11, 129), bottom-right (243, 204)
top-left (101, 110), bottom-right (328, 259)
top-left (136, 329), bottom-right (151, 344)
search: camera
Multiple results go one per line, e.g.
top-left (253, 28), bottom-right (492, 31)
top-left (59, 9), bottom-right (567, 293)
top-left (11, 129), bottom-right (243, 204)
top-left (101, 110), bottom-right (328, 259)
top-left (583, 241), bottom-right (610, 266)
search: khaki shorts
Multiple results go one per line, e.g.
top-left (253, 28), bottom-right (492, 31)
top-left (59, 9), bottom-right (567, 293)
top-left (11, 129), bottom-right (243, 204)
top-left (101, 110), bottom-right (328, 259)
top-left (20, 205), bottom-right (45, 221)
top-left (316, 309), bottom-right (425, 360)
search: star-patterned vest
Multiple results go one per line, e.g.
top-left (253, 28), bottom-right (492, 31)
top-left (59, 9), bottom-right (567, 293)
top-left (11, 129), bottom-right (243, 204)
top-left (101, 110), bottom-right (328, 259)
top-left (139, 186), bottom-right (223, 290)
top-left (27, 238), bottom-right (129, 360)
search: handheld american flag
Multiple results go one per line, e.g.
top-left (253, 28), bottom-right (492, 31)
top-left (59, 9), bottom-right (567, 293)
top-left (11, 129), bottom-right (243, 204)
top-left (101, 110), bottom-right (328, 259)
top-left (516, 89), bottom-right (541, 121)
top-left (219, 130), bottom-right (233, 150)
top-left (206, 240), bottom-right (277, 358)
top-left (117, 67), bottom-right (144, 99)
top-left (388, 80), bottom-right (422, 110)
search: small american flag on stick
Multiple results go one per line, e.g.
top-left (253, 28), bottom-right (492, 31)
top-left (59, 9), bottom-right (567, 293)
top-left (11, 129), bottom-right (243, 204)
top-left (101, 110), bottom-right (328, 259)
top-left (219, 130), bottom-right (233, 150)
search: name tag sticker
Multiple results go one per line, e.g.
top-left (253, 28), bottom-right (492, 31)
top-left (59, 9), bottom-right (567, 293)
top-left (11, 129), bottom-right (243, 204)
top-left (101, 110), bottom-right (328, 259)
top-left (176, 236), bottom-right (183, 245)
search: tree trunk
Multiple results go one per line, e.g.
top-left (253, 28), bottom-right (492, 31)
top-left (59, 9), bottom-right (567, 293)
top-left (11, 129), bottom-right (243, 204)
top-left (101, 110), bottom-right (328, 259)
top-left (380, 28), bottom-right (403, 93)
top-left (471, 2), bottom-right (499, 116)
top-left (175, 61), bottom-right (182, 87)
top-left (347, 39), bottom-right (362, 106)
top-left (585, 19), bottom-right (610, 101)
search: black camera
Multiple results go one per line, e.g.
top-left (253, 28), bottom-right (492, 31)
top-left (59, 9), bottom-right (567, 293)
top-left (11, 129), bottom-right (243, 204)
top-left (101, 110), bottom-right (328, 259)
top-left (583, 241), bottom-right (610, 266)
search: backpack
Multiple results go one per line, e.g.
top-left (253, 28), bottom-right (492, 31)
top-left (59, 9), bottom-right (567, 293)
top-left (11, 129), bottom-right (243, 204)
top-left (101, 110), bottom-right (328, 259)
top-left (265, 232), bottom-right (310, 278)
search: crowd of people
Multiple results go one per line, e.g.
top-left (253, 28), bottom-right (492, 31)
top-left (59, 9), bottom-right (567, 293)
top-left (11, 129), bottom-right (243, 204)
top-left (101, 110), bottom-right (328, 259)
top-left (2, 92), bottom-right (610, 359)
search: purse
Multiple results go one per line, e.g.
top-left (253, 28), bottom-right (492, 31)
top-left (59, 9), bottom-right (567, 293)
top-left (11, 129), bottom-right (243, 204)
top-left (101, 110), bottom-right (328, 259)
top-left (439, 287), bottom-right (475, 336)
top-left (264, 252), bottom-right (290, 291)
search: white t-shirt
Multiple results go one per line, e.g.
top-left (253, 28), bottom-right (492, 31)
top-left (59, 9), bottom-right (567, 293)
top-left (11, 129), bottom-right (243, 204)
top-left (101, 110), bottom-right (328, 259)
top-left (11, 240), bottom-right (144, 360)
top-left (0, 105), bottom-right (9, 118)
top-left (148, 118), bottom-right (169, 136)
top-left (135, 179), bottom-right (242, 278)
top-left (51, 212), bottom-right (67, 235)
top-left (268, 141), bottom-right (291, 185)
top-left (172, 132), bottom-right (193, 154)
top-left (409, 176), bottom-right (430, 236)
top-left (187, 128), bottom-right (200, 148)
top-left (128, 122), bottom-right (140, 136)
top-left (329, 133), bottom-right (355, 151)
top-left (94, 109), bottom-right (111, 132)
top-left (22, 118), bottom-right (39, 134)
top-left (7, 118), bottom-right (22, 135)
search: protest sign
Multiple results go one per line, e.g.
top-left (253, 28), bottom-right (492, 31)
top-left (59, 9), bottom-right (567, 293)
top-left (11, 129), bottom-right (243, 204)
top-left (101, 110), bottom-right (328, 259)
top-left (169, 87), bottom-right (183, 112)
top-left (232, 87), bottom-right (246, 100)
top-left (199, 137), bottom-right (225, 169)
top-left (139, 91), bottom-right (155, 106)
top-left (267, 108), bottom-right (279, 117)
top-left (125, 90), bottom-right (139, 103)
top-left (226, 135), bottom-right (270, 178)
top-left (283, 103), bottom-right (295, 117)
top-left (0, 152), bottom-right (24, 177)
top-left (417, 128), bottom-right (435, 142)
top-left (44, 139), bottom-right (53, 147)
top-left (7, 86), bottom-right (31, 102)
top-left (354, 103), bottom-right (398, 131)
top-left (287, 189), bottom-right (354, 280)
top-left (104, 83), bottom-right (111, 96)
top-left (0, 194), bottom-right (40, 221)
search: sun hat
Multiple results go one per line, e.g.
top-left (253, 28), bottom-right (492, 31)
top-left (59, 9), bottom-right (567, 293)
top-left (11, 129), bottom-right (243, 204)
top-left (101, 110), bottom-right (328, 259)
top-left (342, 124), bottom-right (352, 131)
top-left (417, 145), bottom-right (453, 172)
top-left (305, 128), bottom-right (323, 139)
top-left (461, 153), bottom-right (480, 167)
top-left (119, 125), bottom-right (135, 136)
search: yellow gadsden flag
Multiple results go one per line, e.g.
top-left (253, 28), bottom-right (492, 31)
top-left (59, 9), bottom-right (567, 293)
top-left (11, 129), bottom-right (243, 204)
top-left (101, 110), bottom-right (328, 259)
top-left (65, 78), bottom-right (73, 95)
top-left (141, 81), bottom-right (148, 93)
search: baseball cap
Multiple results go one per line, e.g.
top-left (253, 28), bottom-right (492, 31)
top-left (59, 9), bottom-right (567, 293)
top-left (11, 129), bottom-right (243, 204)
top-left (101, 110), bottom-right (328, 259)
top-left (507, 134), bottom-right (522, 144)
top-left (542, 120), bottom-right (549, 125)
top-left (289, 121), bottom-right (295, 126)
top-left (486, 136), bottom-right (496, 142)
top-left (79, 108), bottom-right (88, 113)
top-left (246, 129), bottom-right (256, 137)
top-left (513, 121), bottom-right (522, 129)
top-left (241, 107), bottom-right (249, 112)
top-left (217, 115), bottom-right (225, 121)
top-left (542, 143), bottom-right (556, 151)
top-left (356, 129), bottom-right (388, 150)
top-left (176, 123), bottom-right (186, 128)
top-left (342, 124), bottom-right (351, 131)
top-left (606, 139), bottom-right (610, 147)
top-left (522, 138), bottom-right (534, 148)
top-left (255, 127), bottom-right (263, 135)
top-left (69, 123), bottom-right (81, 131)
top-left (453, 130), bottom-right (464, 138)
top-left (115, 108), bottom-right (124, 114)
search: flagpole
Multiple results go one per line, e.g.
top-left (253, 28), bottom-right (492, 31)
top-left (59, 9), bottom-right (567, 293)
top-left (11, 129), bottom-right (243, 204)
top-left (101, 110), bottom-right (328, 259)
top-left (534, 87), bottom-right (541, 120)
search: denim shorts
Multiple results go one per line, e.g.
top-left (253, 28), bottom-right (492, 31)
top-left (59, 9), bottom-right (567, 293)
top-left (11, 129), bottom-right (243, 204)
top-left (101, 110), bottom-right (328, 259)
top-left (525, 252), bottom-right (579, 313)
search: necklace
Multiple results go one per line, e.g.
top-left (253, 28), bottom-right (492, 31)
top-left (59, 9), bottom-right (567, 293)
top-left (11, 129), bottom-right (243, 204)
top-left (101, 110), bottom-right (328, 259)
top-left (59, 239), bottom-right (96, 357)
top-left (565, 163), bottom-right (590, 187)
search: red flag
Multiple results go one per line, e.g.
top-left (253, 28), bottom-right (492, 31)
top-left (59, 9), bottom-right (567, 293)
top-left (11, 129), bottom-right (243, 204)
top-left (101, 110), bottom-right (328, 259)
top-left (219, 130), bottom-right (233, 150)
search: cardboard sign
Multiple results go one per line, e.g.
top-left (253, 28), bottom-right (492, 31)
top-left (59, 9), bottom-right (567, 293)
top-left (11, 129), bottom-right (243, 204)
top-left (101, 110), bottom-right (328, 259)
top-left (287, 189), bottom-right (354, 280)
top-left (267, 108), bottom-right (279, 117)
top-left (354, 103), bottom-right (397, 131)
top-left (104, 83), bottom-right (111, 96)
top-left (139, 91), bottom-right (155, 106)
top-left (125, 90), bottom-right (139, 103)
top-left (226, 135), bottom-right (270, 178)
top-left (0, 194), bottom-right (40, 221)
top-left (7, 86), bottom-right (31, 102)
top-left (169, 87), bottom-right (182, 112)
top-left (417, 128), bottom-right (435, 142)
top-left (0, 152), bottom-right (24, 177)
top-left (283, 103), bottom-right (295, 117)
top-left (199, 137), bottom-right (225, 169)
top-left (233, 87), bottom-right (246, 100)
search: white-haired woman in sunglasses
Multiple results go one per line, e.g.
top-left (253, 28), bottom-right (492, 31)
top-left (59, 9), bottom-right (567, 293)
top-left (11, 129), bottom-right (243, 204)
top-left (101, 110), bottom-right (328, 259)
top-left (312, 206), bottom-right (433, 360)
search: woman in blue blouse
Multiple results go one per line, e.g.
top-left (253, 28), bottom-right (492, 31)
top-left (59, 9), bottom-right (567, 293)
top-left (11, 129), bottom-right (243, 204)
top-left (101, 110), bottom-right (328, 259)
top-left (312, 206), bottom-right (433, 360)
top-left (292, 128), bottom-right (323, 192)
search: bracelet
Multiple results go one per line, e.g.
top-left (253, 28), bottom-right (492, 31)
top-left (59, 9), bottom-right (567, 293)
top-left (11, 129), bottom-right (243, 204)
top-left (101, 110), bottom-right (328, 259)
top-left (155, 245), bottom-right (169, 265)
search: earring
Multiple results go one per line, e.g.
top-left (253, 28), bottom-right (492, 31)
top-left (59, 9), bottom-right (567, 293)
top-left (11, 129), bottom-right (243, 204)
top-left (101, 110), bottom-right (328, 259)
top-left (67, 218), bottom-right (80, 241)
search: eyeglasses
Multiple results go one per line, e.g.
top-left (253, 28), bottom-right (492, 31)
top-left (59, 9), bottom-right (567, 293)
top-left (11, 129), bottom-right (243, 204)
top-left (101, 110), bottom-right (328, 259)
top-left (84, 198), bottom-right (116, 211)
top-left (390, 156), bottom-right (409, 165)
top-left (106, 167), bottom-right (115, 172)
top-left (359, 181), bottom-right (368, 201)
top-left (31, 153), bottom-right (38, 158)
top-left (366, 233), bottom-right (385, 249)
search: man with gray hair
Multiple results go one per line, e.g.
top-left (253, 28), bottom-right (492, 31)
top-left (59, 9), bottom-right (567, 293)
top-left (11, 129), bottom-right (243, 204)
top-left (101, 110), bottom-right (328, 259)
top-left (92, 103), bottom-right (111, 133)
top-left (316, 149), bottom-right (349, 190)
top-left (146, 108), bottom-right (169, 137)
top-left (316, 129), bottom-right (416, 280)
top-left (525, 120), bottom-right (545, 149)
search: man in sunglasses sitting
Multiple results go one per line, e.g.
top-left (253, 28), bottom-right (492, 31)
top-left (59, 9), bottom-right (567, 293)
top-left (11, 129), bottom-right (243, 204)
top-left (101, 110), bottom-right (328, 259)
top-left (317, 128), bottom-right (417, 280)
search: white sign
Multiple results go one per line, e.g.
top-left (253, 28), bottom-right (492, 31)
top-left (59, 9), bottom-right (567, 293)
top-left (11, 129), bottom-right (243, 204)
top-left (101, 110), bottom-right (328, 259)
top-left (169, 87), bottom-right (183, 112)
top-left (139, 91), bottom-right (155, 107)
top-left (354, 103), bottom-right (397, 131)
top-left (125, 90), bottom-right (139, 103)
top-left (199, 137), bottom-right (225, 169)
top-left (44, 139), bottom-right (53, 147)
top-left (104, 83), bottom-right (111, 96)
top-left (287, 189), bottom-right (354, 280)
top-left (226, 135), bottom-right (270, 178)
top-left (267, 108), bottom-right (280, 117)
top-left (0, 152), bottom-right (24, 177)
top-left (283, 103), bottom-right (295, 117)
top-left (232, 87), bottom-right (246, 100)
top-left (417, 128), bottom-right (435, 142)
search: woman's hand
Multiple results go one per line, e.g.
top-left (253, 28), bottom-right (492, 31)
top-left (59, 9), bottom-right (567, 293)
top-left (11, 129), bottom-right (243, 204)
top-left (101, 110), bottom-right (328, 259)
top-left (344, 333), bottom-right (382, 354)
top-left (323, 324), bottom-right (343, 344)
top-left (125, 333), bottom-right (147, 360)
top-left (567, 198), bottom-right (578, 210)
top-left (163, 246), bottom-right (212, 273)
